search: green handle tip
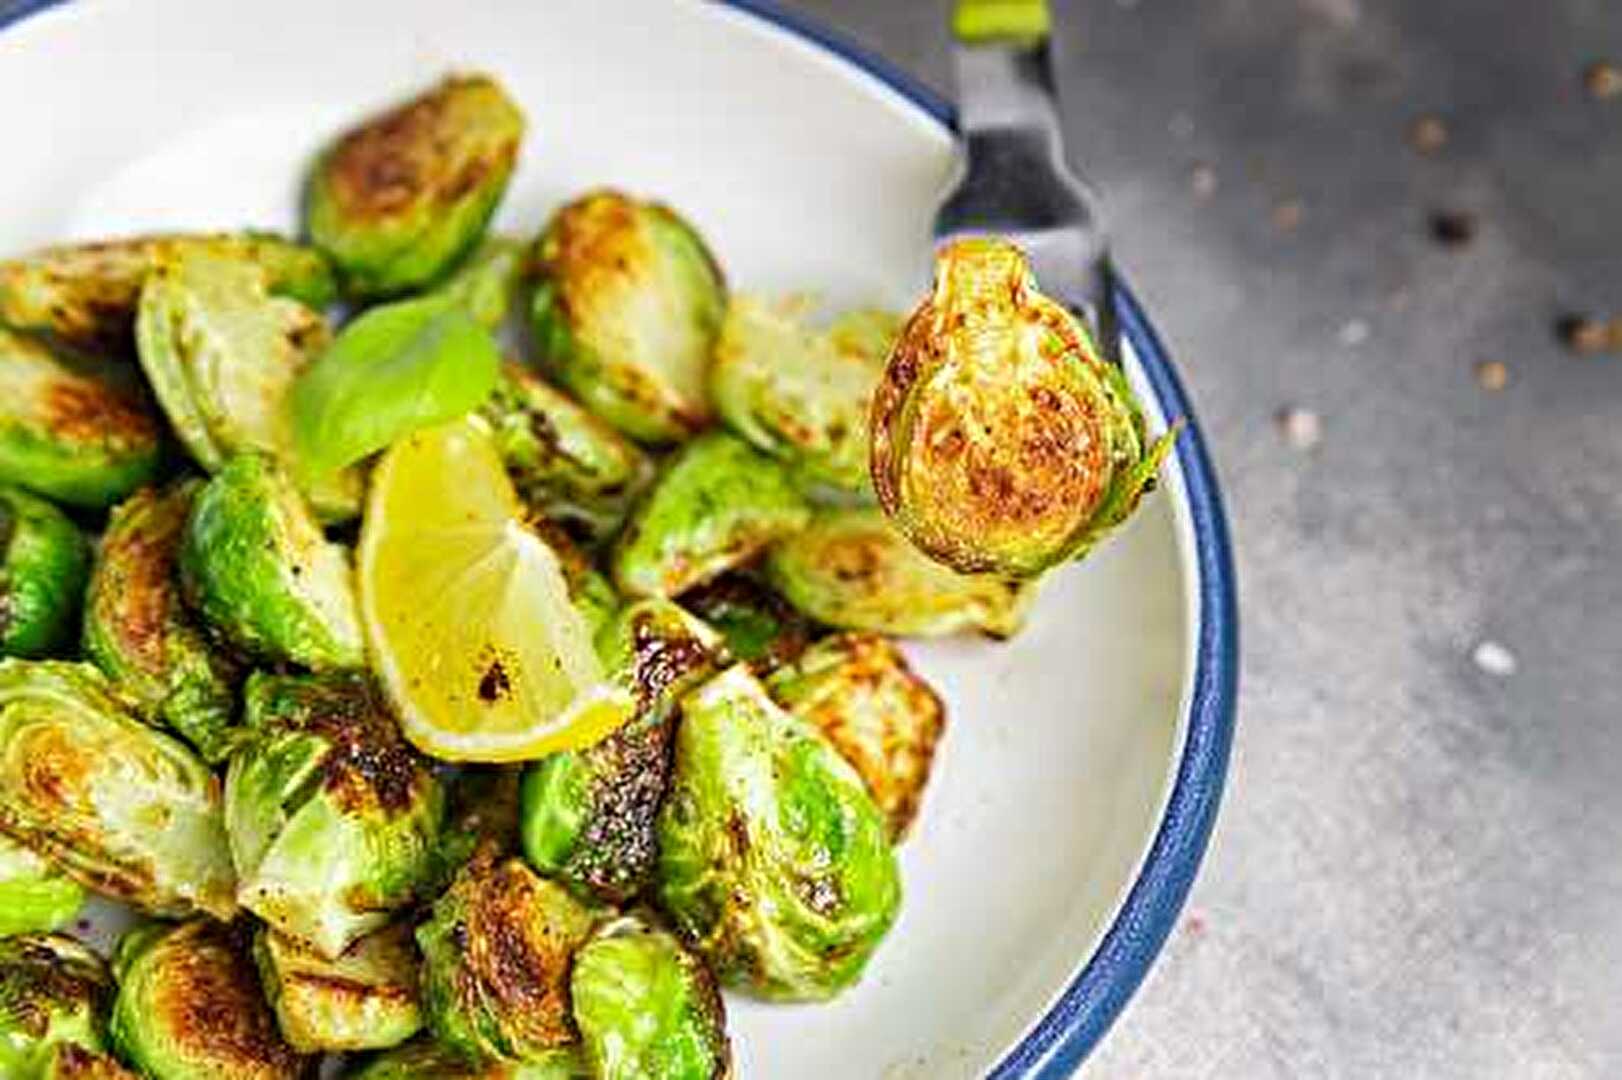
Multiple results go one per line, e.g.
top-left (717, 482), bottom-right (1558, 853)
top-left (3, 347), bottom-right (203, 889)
top-left (952, 0), bottom-right (1052, 44)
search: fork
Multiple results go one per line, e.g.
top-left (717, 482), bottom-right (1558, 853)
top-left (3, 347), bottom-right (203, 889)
top-left (937, 0), bottom-right (1121, 366)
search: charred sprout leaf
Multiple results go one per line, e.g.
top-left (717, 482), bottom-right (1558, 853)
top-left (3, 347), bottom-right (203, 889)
top-left (417, 856), bottom-right (595, 1064)
top-left (289, 295), bottom-right (501, 480)
top-left (0, 485), bottom-right (90, 659)
top-left (180, 454), bottom-right (364, 671)
top-left (254, 922), bottom-right (422, 1054)
top-left (349, 1038), bottom-right (588, 1079)
top-left (870, 238), bottom-right (1176, 577)
top-left (307, 74), bottom-right (525, 298)
top-left (480, 362), bottom-right (652, 542)
top-left (710, 295), bottom-right (899, 495)
top-left (435, 766), bottom-right (524, 883)
top-left (529, 191), bottom-right (726, 444)
top-left (612, 432), bottom-right (810, 600)
top-left (41, 1043), bottom-right (140, 1080)
top-left (227, 671), bottom-right (443, 959)
top-left (0, 232), bottom-right (335, 356)
top-left (657, 665), bottom-right (900, 1001)
top-left (0, 934), bottom-right (111, 1077)
top-left (82, 482), bottom-right (240, 763)
top-left (0, 327), bottom-right (162, 509)
top-left (429, 237), bottom-right (526, 329)
top-left (767, 633), bottom-right (945, 840)
top-left (765, 507), bottom-right (1035, 639)
top-left (519, 600), bottom-right (722, 904)
top-left (0, 833), bottom-right (85, 936)
top-left (0, 660), bottom-right (236, 918)
top-left (570, 914), bottom-right (730, 1080)
top-left (108, 920), bottom-right (307, 1080)
top-left (678, 573), bottom-right (811, 675)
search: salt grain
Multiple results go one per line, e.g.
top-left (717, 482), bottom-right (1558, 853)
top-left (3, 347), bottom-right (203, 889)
top-left (1472, 640), bottom-right (1517, 678)
top-left (1276, 406), bottom-right (1322, 450)
top-left (1191, 162), bottom-right (1218, 199)
top-left (1338, 319), bottom-right (1371, 347)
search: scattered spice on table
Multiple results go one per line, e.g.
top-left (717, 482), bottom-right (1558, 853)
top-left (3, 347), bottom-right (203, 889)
top-left (1407, 114), bottom-right (1448, 154)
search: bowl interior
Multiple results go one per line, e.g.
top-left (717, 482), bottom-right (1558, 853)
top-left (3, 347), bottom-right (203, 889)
top-left (0, 1), bottom-right (1197, 1074)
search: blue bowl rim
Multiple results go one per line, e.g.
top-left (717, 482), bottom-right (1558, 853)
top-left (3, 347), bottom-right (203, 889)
top-left (0, 0), bottom-right (1239, 1074)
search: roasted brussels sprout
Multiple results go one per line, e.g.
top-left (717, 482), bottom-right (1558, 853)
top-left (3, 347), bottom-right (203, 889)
top-left (307, 74), bottom-right (525, 298)
top-left (529, 191), bottom-right (726, 444)
top-left (108, 920), bottom-right (308, 1080)
top-left (431, 237), bottom-right (526, 329)
top-left (870, 238), bottom-right (1176, 577)
top-left (254, 922), bottom-right (422, 1053)
top-left (41, 1043), bottom-right (140, 1080)
top-left (417, 855), bottom-right (595, 1064)
top-left (0, 660), bottom-right (236, 918)
top-left (135, 247), bottom-right (361, 520)
top-left (350, 1038), bottom-right (587, 1079)
top-left (0, 232), bottom-right (335, 356)
top-left (82, 482), bottom-right (240, 762)
top-left (180, 454), bottom-right (364, 671)
top-left (481, 362), bottom-right (652, 541)
top-left (570, 914), bottom-right (730, 1080)
top-left (767, 633), bottom-right (944, 840)
top-left (0, 833), bottom-right (85, 936)
top-left (227, 671), bottom-right (442, 959)
top-left (0, 934), bottom-right (111, 1076)
top-left (678, 573), bottom-right (811, 674)
top-left (657, 665), bottom-right (900, 1001)
top-left (0, 485), bottom-right (90, 659)
top-left (519, 600), bottom-right (721, 903)
top-left (0, 328), bottom-right (162, 509)
top-left (766, 507), bottom-right (1034, 639)
top-left (612, 433), bottom-right (810, 600)
top-left (710, 295), bottom-right (899, 494)
top-left (435, 766), bottom-right (524, 884)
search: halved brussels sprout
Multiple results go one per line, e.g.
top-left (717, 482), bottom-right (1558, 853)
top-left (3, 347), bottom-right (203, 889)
top-left (612, 432), bottom-right (811, 600)
top-left (481, 362), bottom-right (652, 542)
top-left (530, 190), bottom-right (726, 444)
top-left (765, 507), bottom-right (1035, 639)
top-left (82, 482), bottom-right (240, 762)
top-left (710, 295), bottom-right (899, 494)
top-left (0, 232), bottom-right (335, 356)
top-left (767, 633), bottom-right (945, 840)
top-left (570, 914), bottom-right (730, 1080)
top-left (136, 248), bottom-right (361, 520)
top-left (108, 920), bottom-right (308, 1080)
top-left (519, 600), bottom-right (721, 903)
top-left (0, 485), bottom-right (89, 659)
top-left (254, 922), bottom-right (422, 1053)
top-left (350, 1038), bottom-right (588, 1079)
top-left (307, 74), bottom-right (525, 298)
top-left (0, 328), bottom-right (162, 509)
top-left (657, 664), bottom-right (901, 1001)
top-left (0, 833), bottom-right (85, 936)
top-left (870, 238), bottom-right (1176, 577)
top-left (678, 573), bottom-right (811, 675)
top-left (0, 934), bottom-right (111, 1076)
top-left (431, 237), bottom-right (526, 329)
top-left (227, 671), bottom-right (443, 959)
top-left (42, 1043), bottom-right (140, 1080)
top-left (417, 855), bottom-right (596, 1064)
top-left (180, 454), bottom-right (364, 671)
top-left (0, 660), bottom-right (236, 918)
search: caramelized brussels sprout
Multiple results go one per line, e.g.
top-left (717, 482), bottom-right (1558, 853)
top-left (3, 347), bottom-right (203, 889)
top-left (0, 660), bottom-right (236, 918)
top-left (656, 665), bottom-right (900, 1001)
top-left (0, 485), bottom-right (89, 659)
top-left (678, 573), bottom-right (811, 674)
top-left (430, 237), bottom-right (526, 329)
top-left (180, 454), bottom-right (364, 671)
top-left (41, 1043), bottom-right (139, 1080)
top-left (0, 232), bottom-right (335, 355)
top-left (0, 328), bottom-right (161, 509)
top-left (767, 633), bottom-right (945, 840)
top-left (417, 856), bottom-right (595, 1064)
top-left (710, 295), bottom-right (899, 494)
top-left (570, 914), bottom-right (730, 1080)
top-left (765, 507), bottom-right (1034, 639)
top-left (0, 834), bottom-right (85, 936)
top-left (612, 433), bottom-right (810, 600)
top-left (108, 920), bottom-right (308, 1080)
top-left (254, 922), bottom-right (422, 1053)
top-left (870, 238), bottom-right (1176, 577)
top-left (307, 74), bottom-right (525, 298)
top-left (350, 1038), bottom-right (587, 1079)
top-left (82, 482), bottom-right (239, 762)
top-left (0, 934), bottom-right (111, 1075)
top-left (227, 671), bottom-right (442, 959)
top-left (529, 191), bottom-right (725, 444)
top-left (481, 362), bottom-right (652, 542)
top-left (519, 600), bottom-right (721, 903)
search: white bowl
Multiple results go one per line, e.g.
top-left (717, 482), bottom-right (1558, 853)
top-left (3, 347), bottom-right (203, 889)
top-left (0, 1), bottom-right (1238, 1075)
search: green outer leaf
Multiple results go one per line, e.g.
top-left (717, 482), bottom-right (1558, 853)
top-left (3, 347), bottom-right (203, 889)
top-left (0, 835), bottom-right (84, 936)
top-left (0, 485), bottom-right (90, 658)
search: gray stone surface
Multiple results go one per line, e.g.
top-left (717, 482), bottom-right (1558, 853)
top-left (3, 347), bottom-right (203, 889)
top-left (783, 1), bottom-right (1622, 1076)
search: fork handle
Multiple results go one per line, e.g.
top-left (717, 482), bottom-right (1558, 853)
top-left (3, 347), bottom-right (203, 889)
top-left (950, 2), bottom-right (1061, 138)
